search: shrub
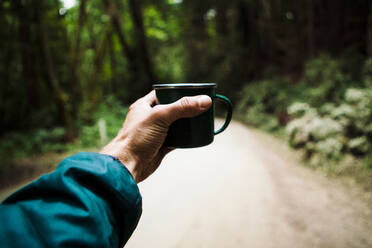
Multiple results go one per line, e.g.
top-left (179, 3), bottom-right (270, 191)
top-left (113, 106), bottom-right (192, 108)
top-left (76, 96), bottom-right (128, 148)
top-left (286, 86), bottom-right (372, 161)
top-left (0, 127), bottom-right (66, 159)
top-left (287, 102), bottom-right (316, 118)
top-left (236, 55), bottom-right (352, 134)
top-left (286, 106), bottom-right (343, 159)
top-left (348, 136), bottom-right (370, 155)
top-left (235, 55), bottom-right (372, 168)
top-left (344, 88), bottom-right (372, 134)
top-left (0, 96), bottom-right (128, 160)
top-left (236, 78), bottom-right (295, 132)
top-left (362, 58), bottom-right (372, 87)
top-left (298, 55), bottom-right (350, 107)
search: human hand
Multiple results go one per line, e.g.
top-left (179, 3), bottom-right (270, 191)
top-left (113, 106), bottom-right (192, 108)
top-left (100, 90), bottom-right (212, 183)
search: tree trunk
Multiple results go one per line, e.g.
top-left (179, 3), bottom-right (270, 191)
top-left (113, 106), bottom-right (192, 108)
top-left (237, 1), bottom-right (250, 45)
top-left (183, 0), bottom-right (209, 81)
top-left (69, 0), bottom-right (86, 116)
top-left (128, 0), bottom-right (157, 85)
top-left (34, 1), bottom-right (75, 141)
top-left (87, 31), bottom-right (109, 113)
top-left (307, 0), bottom-right (314, 58)
top-left (216, 4), bottom-right (228, 37)
top-left (327, 0), bottom-right (342, 55)
top-left (103, 0), bottom-right (139, 87)
top-left (259, 0), bottom-right (274, 63)
top-left (17, 0), bottom-right (40, 108)
top-left (108, 29), bottom-right (117, 93)
top-left (368, 3), bottom-right (372, 57)
top-left (215, 2), bottom-right (230, 64)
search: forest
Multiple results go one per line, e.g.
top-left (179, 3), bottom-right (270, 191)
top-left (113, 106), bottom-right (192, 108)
top-left (1, 0), bottom-right (372, 174)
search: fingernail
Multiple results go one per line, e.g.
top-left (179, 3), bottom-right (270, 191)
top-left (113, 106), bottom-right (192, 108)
top-left (198, 95), bottom-right (212, 109)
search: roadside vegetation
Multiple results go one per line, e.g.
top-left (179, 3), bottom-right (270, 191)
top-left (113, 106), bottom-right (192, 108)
top-left (0, 97), bottom-right (128, 189)
top-left (0, 97), bottom-right (127, 161)
top-left (236, 56), bottom-right (372, 191)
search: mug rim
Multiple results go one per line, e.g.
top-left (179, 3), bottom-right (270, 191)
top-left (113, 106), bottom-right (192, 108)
top-left (153, 83), bottom-right (216, 89)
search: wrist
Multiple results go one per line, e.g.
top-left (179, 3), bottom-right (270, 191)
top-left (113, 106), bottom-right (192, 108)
top-left (100, 140), bottom-right (140, 182)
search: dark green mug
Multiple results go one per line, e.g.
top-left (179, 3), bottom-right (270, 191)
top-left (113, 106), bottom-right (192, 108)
top-left (153, 83), bottom-right (233, 148)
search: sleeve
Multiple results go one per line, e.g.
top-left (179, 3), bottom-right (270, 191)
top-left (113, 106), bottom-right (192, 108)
top-left (0, 152), bottom-right (142, 248)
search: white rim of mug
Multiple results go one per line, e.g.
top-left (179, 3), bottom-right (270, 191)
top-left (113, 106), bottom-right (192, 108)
top-left (152, 83), bottom-right (216, 89)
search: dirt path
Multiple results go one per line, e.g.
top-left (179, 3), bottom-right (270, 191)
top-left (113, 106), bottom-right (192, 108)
top-left (126, 121), bottom-right (372, 248)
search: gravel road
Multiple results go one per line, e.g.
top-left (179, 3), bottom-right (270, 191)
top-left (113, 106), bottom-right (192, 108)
top-left (126, 121), bottom-right (372, 248)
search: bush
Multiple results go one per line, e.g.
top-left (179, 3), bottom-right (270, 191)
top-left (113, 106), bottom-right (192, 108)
top-left (236, 78), bottom-right (295, 132)
top-left (236, 55), bottom-right (353, 133)
top-left (298, 55), bottom-right (350, 107)
top-left (362, 58), bottom-right (372, 87)
top-left (235, 55), bottom-right (372, 169)
top-left (286, 107), bottom-right (343, 159)
top-left (0, 96), bottom-right (128, 160)
top-left (286, 87), bottom-right (372, 161)
top-left (77, 96), bottom-right (128, 148)
top-left (0, 127), bottom-right (66, 159)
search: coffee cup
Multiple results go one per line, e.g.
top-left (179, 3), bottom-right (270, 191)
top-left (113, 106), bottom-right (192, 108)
top-left (153, 83), bottom-right (232, 148)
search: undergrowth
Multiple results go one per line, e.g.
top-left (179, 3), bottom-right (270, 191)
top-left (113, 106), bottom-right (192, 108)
top-left (0, 96), bottom-right (128, 161)
top-left (236, 55), bottom-right (372, 190)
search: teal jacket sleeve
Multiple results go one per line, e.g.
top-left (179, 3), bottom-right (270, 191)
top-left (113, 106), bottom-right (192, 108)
top-left (0, 152), bottom-right (142, 248)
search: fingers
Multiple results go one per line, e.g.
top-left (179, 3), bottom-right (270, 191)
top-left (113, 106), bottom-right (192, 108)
top-left (154, 95), bottom-right (212, 124)
top-left (142, 90), bottom-right (158, 107)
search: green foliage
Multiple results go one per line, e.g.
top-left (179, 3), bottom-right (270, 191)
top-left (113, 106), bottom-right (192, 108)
top-left (236, 56), bottom-right (354, 134)
top-left (236, 78), bottom-right (294, 132)
top-left (0, 127), bottom-right (66, 160)
top-left (364, 155), bottom-right (372, 170)
top-left (0, 96), bottom-right (128, 160)
top-left (76, 96), bottom-right (128, 148)
top-left (144, 6), bottom-right (169, 41)
top-left (362, 58), bottom-right (372, 87)
top-left (298, 55), bottom-right (350, 107)
top-left (286, 87), bottom-right (372, 163)
top-left (236, 55), bottom-right (372, 169)
top-left (286, 105), bottom-right (344, 160)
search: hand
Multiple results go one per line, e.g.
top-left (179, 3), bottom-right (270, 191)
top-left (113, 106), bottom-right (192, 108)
top-left (100, 90), bottom-right (212, 183)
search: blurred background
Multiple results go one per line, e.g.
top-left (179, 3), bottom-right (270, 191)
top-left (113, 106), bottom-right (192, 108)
top-left (0, 0), bottom-right (372, 211)
top-left (1, 0), bottom-right (372, 246)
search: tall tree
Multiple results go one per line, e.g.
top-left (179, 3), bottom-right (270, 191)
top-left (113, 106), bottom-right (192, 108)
top-left (17, 0), bottom-right (40, 109)
top-left (367, 3), bottom-right (372, 57)
top-left (34, 0), bottom-right (75, 140)
top-left (307, 0), bottom-right (314, 58)
top-left (182, 0), bottom-right (211, 80)
top-left (259, 0), bottom-right (274, 64)
top-left (128, 0), bottom-right (157, 85)
top-left (103, 0), bottom-right (140, 101)
top-left (69, 0), bottom-right (87, 117)
top-left (108, 28), bottom-right (118, 93)
top-left (87, 29), bottom-right (109, 113)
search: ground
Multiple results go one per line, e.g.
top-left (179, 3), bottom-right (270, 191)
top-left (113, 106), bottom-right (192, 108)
top-left (126, 121), bottom-right (372, 248)
top-left (1, 121), bottom-right (371, 247)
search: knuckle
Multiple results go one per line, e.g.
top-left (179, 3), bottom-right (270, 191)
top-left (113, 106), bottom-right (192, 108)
top-left (180, 97), bottom-right (196, 110)
top-left (180, 97), bottom-right (190, 108)
top-left (128, 102), bottom-right (137, 112)
top-left (181, 96), bottom-right (200, 113)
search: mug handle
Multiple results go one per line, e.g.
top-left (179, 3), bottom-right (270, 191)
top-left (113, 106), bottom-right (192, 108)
top-left (214, 94), bottom-right (233, 135)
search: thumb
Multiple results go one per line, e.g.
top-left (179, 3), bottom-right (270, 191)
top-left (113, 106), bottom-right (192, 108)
top-left (155, 95), bottom-right (212, 124)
